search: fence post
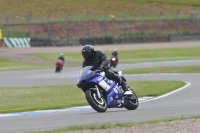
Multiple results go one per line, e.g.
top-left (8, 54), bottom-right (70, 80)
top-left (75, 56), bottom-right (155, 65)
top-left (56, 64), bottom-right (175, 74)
top-left (140, 11), bottom-right (144, 34)
top-left (158, 11), bottom-right (162, 34)
top-left (47, 12), bottom-right (51, 40)
top-left (27, 13), bottom-right (31, 37)
top-left (176, 11), bottom-right (179, 34)
top-left (104, 12), bottom-right (108, 37)
top-left (192, 11), bottom-right (196, 33)
top-left (66, 12), bottom-right (70, 44)
top-left (6, 14), bottom-right (11, 37)
top-left (123, 11), bottom-right (126, 36)
top-left (87, 12), bottom-right (90, 38)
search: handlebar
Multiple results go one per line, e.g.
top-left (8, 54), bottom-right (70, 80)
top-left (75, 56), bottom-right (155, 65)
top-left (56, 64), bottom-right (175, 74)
top-left (94, 69), bottom-right (103, 73)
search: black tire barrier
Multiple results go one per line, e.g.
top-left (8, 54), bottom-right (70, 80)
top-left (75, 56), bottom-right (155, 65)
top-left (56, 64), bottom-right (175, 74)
top-left (30, 38), bottom-right (53, 47)
top-left (30, 38), bottom-right (79, 47)
top-left (79, 38), bottom-right (87, 46)
top-left (31, 34), bottom-right (200, 47)
top-left (105, 36), bottom-right (113, 44)
top-left (169, 33), bottom-right (200, 42)
top-left (113, 35), bottom-right (170, 44)
top-left (79, 36), bottom-right (113, 45)
top-left (95, 37), bottom-right (103, 44)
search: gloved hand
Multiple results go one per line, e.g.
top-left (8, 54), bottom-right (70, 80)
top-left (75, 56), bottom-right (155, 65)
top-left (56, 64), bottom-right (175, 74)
top-left (97, 67), bottom-right (104, 71)
top-left (96, 65), bottom-right (104, 71)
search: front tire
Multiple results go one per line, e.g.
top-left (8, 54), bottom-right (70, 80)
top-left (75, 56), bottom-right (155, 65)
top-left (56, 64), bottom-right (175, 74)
top-left (85, 89), bottom-right (107, 113)
top-left (55, 67), bottom-right (58, 73)
top-left (124, 89), bottom-right (139, 110)
top-left (55, 67), bottom-right (61, 73)
top-left (110, 61), bottom-right (114, 68)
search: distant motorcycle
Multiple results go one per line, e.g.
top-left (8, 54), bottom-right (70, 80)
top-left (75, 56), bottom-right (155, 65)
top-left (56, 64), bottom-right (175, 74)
top-left (110, 56), bottom-right (117, 68)
top-left (76, 66), bottom-right (139, 113)
top-left (55, 59), bottom-right (63, 73)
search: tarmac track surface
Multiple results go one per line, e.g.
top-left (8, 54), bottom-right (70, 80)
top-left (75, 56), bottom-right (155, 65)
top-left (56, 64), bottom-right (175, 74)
top-left (0, 60), bottom-right (200, 132)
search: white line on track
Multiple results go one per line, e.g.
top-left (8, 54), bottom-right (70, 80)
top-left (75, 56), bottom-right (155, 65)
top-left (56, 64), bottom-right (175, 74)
top-left (0, 82), bottom-right (191, 118)
top-left (0, 97), bottom-right (152, 118)
top-left (140, 82), bottom-right (191, 103)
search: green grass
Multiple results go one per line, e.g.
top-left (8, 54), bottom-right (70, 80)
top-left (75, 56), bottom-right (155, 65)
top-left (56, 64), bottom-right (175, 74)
top-left (0, 56), bottom-right (52, 71)
top-left (0, 81), bottom-right (185, 113)
top-left (31, 52), bottom-right (82, 62)
top-left (138, 0), bottom-right (200, 6)
top-left (122, 29), bottom-right (196, 36)
top-left (31, 47), bottom-right (200, 63)
top-left (28, 115), bottom-right (200, 133)
top-left (0, 84), bottom-right (84, 113)
top-left (116, 47), bottom-right (200, 63)
top-left (129, 81), bottom-right (185, 97)
top-left (123, 65), bottom-right (200, 74)
top-left (0, 0), bottom-right (200, 19)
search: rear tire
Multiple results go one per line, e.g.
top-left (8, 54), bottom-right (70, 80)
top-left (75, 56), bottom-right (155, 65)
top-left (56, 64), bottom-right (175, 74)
top-left (85, 89), bottom-right (107, 113)
top-left (124, 89), bottom-right (139, 110)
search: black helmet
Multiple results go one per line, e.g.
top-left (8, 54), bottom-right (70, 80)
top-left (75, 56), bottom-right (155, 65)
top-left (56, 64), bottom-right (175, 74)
top-left (81, 45), bottom-right (94, 60)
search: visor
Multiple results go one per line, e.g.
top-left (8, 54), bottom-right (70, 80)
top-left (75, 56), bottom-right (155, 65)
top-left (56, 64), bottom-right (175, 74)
top-left (82, 52), bottom-right (93, 59)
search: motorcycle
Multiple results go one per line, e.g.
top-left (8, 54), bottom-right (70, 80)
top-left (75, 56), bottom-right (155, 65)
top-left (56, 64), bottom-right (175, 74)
top-left (110, 56), bottom-right (117, 68)
top-left (76, 66), bottom-right (139, 113)
top-left (55, 59), bottom-right (63, 73)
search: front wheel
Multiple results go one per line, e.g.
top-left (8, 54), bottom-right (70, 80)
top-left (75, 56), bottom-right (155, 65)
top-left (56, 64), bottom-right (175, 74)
top-left (85, 89), bottom-right (107, 113)
top-left (124, 88), bottom-right (139, 110)
top-left (110, 61), bottom-right (114, 68)
top-left (55, 67), bottom-right (59, 73)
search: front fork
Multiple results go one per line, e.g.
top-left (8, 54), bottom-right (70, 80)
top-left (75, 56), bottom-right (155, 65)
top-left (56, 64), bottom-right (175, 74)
top-left (90, 85), bottom-right (101, 99)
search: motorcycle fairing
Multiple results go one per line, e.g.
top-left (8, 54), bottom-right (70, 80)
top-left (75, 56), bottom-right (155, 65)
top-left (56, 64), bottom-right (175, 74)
top-left (106, 82), bottom-right (127, 107)
top-left (78, 66), bottom-right (127, 108)
top-left (87, 75), bottom-right (127, 107)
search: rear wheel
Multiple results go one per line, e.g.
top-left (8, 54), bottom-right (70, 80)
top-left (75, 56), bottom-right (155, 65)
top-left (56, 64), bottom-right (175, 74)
top-left (85, 89), bottom-right (107, 113)
top-left (124, 88), bottom-right (139, 110)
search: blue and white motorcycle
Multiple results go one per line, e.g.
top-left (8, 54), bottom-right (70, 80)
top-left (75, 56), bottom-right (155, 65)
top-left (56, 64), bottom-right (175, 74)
top-left (77, 66), bottom-right (139, 113)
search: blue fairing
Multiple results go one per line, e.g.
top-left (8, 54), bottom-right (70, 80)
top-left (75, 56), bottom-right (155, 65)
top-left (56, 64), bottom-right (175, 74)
top-left (77, 66), bottom-right (127, 108)
top-left (106, 81), bottom-right (126, 107)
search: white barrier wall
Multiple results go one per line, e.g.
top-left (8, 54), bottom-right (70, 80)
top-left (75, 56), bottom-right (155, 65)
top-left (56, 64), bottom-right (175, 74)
top-left (3, 38), bottom-right (30, 48)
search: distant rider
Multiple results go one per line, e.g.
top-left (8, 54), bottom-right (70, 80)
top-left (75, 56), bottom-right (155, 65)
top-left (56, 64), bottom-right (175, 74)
top-left (58, 53), bottom-right (65, 68)
top-left (111, 49), bottom-right (119, 64)
top-left (81, 44), bottom-right (132, 96)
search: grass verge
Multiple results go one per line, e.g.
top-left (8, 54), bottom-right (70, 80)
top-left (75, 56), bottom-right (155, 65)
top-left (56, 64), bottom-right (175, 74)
top-left (0, 56), bottom-right (52, 71)
top-left (31, 47), bottom-right (200, 63)
top-left (0, 81), bottom-right (185, 113)
top-left (1, 0), bottom-right (200, 17)
top-left (28, 115), bottom-right (200, 133)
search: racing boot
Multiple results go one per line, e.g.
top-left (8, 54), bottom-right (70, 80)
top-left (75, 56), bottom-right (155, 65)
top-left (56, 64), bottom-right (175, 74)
top-left (120, 79), bottom-right (132, 96)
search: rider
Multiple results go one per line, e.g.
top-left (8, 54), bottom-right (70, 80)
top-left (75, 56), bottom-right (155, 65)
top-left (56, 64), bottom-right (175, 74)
top-left (58, 53), bottom-right (65, 68)
top-left (81, 44), bottom-right (132, 96)
top-left (111, 49), bottom-right (119, 64)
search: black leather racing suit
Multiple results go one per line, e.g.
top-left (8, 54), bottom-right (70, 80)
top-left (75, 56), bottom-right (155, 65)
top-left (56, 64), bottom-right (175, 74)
top-left (82, 50), bottom-right (121, 84)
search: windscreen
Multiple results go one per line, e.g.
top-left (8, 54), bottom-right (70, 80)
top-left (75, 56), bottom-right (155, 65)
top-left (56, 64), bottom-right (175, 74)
top-left (79, 66), bottom-right (93, 79)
